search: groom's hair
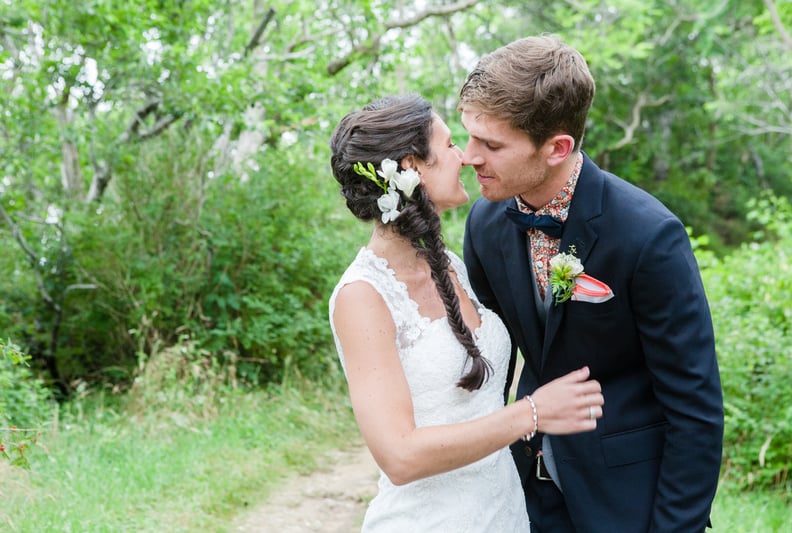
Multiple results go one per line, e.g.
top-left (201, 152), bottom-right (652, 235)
top-left (459, 35), bottom-right (595, 151)
top-left (330, 95), bottom-right (491, 391)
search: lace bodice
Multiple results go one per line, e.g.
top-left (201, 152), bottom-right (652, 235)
top-left (329, 247), bottom-right (530, 532)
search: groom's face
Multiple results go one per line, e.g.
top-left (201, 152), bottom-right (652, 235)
top-left (460, 105), bottom-right (550, 205)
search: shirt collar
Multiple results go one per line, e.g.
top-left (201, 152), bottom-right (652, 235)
top-left (514, 151), bottom-right (583, 222)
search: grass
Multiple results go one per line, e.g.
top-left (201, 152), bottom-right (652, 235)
top-left (711, 485), bottom-right (791, 532)
top-left (0, 375), bottom-right (360, 532)
top-left (1, 370), bottom-right (790, 532)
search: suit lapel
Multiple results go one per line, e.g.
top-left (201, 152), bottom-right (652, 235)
top-left (542, 154), bottom-right (604, 365)
top-left (497, 201), bottom-right (545, 373)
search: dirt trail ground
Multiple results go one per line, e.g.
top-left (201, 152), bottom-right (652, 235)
top-left (233, 445), bottom-right (379, 533)
top-left (233, 362), bottom-right (524, 532)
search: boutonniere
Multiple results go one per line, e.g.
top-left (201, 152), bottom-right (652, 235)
top-left (549, 246), bottom-right (614, 305)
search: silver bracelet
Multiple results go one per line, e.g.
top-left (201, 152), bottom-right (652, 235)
top-left (522, 394), bottom-right (538, 441)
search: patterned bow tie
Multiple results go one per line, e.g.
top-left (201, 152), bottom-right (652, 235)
top-left (505, 206), bottom-right (564, 239)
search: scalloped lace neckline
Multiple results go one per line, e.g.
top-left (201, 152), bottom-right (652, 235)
top-left (361, 246), bottom-right (484, 337)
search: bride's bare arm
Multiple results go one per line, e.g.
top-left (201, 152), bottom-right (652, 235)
top-left (333, 281), bottom-right (602, 486)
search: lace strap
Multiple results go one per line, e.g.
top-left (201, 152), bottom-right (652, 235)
top-left (329, 248), bottom-right (426, 361)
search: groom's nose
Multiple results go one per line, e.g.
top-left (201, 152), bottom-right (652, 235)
top-left (461, 144), bottom-right (484, 167)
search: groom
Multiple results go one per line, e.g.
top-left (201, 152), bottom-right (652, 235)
top-left (459, 36), bottom-right (724, 532)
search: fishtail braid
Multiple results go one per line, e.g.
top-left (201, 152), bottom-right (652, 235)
top-left (396, 187), bottom-right (492, 391)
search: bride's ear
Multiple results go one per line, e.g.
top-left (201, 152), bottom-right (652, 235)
top-left (400, 155), bottom-right (419, 172)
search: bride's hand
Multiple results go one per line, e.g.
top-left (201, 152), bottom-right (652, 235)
top-left (531, 366), bottom-right (603, 435)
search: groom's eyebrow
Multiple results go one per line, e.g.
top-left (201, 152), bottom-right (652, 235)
top-left (460, 113), bottom-right (495, 142)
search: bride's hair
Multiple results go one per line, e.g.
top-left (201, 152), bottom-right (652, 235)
top-left (330, 94), bottom-right (491, 391)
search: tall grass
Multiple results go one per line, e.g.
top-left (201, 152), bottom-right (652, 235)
top-left (2, 374), bottom-right (791, 531)
top-left (711, 486), bottom-right (791, 532)
top-left (0, 374), bottom-right (358, 532)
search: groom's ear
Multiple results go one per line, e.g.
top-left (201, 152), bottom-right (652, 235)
top-left (544, 134), bottom-right (575, 167)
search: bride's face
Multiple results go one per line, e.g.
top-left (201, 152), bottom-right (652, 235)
top-left (413, 115), bottom-right (468, 214)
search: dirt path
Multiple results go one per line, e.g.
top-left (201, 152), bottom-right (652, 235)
top-left (233, 445), bottom-right (379, 533)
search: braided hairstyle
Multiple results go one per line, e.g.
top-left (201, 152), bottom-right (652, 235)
top-left (330, 94), bottom-right (491, 391)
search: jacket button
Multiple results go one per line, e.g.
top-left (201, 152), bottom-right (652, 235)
top-left (524, 445), bottom-right (533, 457)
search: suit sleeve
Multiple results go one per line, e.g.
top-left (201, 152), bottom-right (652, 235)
top-left (464, 203), bottom-right (519, 403)
top-left (631, 217), bottom-right (724, 531)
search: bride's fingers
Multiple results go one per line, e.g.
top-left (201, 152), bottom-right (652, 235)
top-left (552, 366), bottom-right (591, 384)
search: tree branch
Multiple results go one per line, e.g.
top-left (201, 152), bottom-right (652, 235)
top-left (117, 99), bottom-right (160, 144)
top-left (244, 7), bottom-right (276, 57)
top-left (327, 35), bottom-right (382, 76)
top-left (64, 283), bottom-right (98, 293)
top-left (138, 113), bottom-right (182, 140)
top-left (86, 98), bottom-right (182, 202)
top-left (327, 0), bottom-right (479, 76)
top-left (610, 92), bottom-right (672, 150)
top-left (0, 202), bottom-right (58, 310)
top-left (384, 0), bottom-right (480, 29)
top-left (764, 0), bottom-right (792, 51)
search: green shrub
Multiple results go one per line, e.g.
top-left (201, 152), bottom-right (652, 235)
top-left (701, 194), bottom-right (792, 492)
top-left (0, 339), bottom-right (53, 468)
top-left (35, 129), bottom-right (363, 388)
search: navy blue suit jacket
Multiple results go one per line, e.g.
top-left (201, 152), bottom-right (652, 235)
top-left (463, 153), bottom-right (724, 532)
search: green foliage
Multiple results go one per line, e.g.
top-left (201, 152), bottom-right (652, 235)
top-left (191, 143), bottom-right (356, 384)
top-left (35, 127), bottom-right (358, 387)
top-left (0, 340), bottom-right (52, 468)
top-left (711, 485), bottom-right (792, 531)
top-left (2, 0), bottom-right (792, 401)
top-left (126, 336), bottom-right (236, 419)
top-left (0, 377), bottom-right (358, 531)
top-left (1, 372), bottom-right (789, 529)
top-left (702, 194), bottom-right (792, 492)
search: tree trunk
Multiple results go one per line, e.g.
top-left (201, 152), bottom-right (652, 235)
top-left (55, 96), bottom-right (84, 198)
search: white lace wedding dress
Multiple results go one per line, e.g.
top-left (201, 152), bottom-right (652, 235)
top-left (329, 247), bottom-right (530, 533)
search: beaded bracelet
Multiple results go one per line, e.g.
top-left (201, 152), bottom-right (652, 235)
top-left (522, 394), bottom-right (538, 442)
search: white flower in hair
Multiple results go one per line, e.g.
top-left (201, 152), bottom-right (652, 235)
top-left (353, 158), bottom-right (421, 223)
top-left (391, 167), bottom-right (420, 198)
top-left (377, 188), bottom-right (401, 223)
top-left (377, 158), bottom-right (399, 181)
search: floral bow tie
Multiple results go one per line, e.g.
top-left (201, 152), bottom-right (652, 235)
top-left (505, 206), bottom-right (564, 239)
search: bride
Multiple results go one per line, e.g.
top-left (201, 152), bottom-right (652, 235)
top-left (328, 94), bottom-right (603, 532)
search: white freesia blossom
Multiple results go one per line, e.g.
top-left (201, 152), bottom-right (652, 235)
top-left (377, 158), bottom-right (399, 181)
top-left (377, 188), bottom-right (401, 223)
top-left (550, 252), bottom-right (584, 276)
top-left (391, 167), bottom-right (420, 198)
top-left (354, 158), bottom-right (420, 224)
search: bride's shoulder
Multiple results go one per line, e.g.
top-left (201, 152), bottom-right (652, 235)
top-left (445, 250), bottom-right (468, 279)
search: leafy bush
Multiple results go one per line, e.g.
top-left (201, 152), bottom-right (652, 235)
top-left (701, 194), bottom-right (792, 492)
top-left (125, 336), bottom-right (236, 421)
top-left (0, 339), bottom-right (53, 468)
top-left (31, 128), bottom-right (362, 388)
